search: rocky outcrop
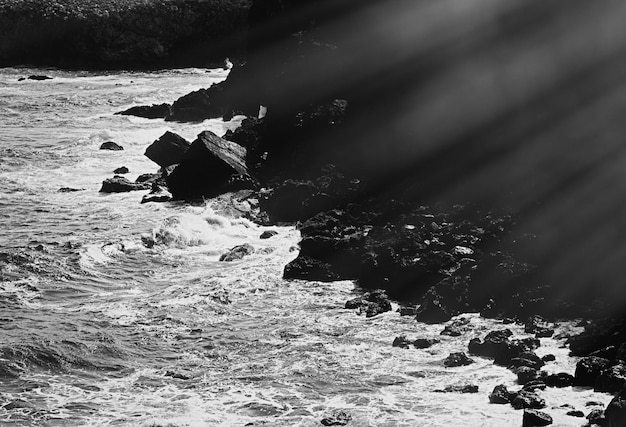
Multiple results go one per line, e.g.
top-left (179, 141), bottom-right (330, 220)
top-left (166, 130), bottom-right (256, 200)
top-left (0, 0), bottom-right (250, 69)
top-left (144, 131), bottom-right (190, 168)
top-left (100, 176), bottom-right (150, 193)
top-left (116, 103), bottom-right (171, 119)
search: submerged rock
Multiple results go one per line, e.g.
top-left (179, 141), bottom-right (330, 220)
top-left (144, 131), bottom-right (190, 168)
top-left (116, 103), bottom-right (171, 119)
top-left (343, 289), bottom-right (392, 317)
top-left (100, 176), bottom-right (150, 193)
top-left (434, 384), bottom-right (479, 393)
top-left (100, 141), bottom-right (124, 150)
top-left (443, 352), bottom-right (474, 367)
top-left (219, 243), bottom-right (254, 262)
top-left (259, 230), bottom-right (278, 239)
top-left (113, 166), bottom-right (129, 174)
top-left (58, 187), bottom-right (83, 192)
top-left (320, 410), bottom-right (351, 426)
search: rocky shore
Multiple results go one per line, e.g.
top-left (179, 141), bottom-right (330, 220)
top-left (90, 0), bottom-right (626, 425)
top-left (0, 0), bottom-right (250, 68)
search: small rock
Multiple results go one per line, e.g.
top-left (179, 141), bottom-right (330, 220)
top-left (522, 380), bottom-right (547, 392)
top-left (100, 141), bottom-right (124, 150)
top-left (434, 384), bottom-right (478, 393)
top-left (260, 230), bottom-right (278, 239)
top-left (26, 75), bottom-right (52, 81)
top-left (522, 409), bottom-right (553, 426)
top-left (113, 166), bottom-right (129, 174)
top-left (543, 372), bottom-right (574, 388)
top-left (141, 184), bottom-right (172, 204)
top-left (58, 187), bottom-right (83, 192)
top-left (541, 354), bottom-right (556, 362)
top-left (489, 384), bottom-right (514, 404)
top-left (219, 243), bottom-right (254, 262)
top-left (566, 410), bottom-right (584, 417)
top-left (512, 390), bottom-right (546, 410)
top-left (586, 408), bottom-right (606, 426)
top-left (100, 176), bottom-right (150, 193)
top-left (441, 317), bottom-right (470, 337)
top-left (392, 336), bottom-right (412, 349)
top-left (321, 410), bottom-right (351, 426)
top-left (443, 352), bottom-right (474, 367)
top-left (398, 305), bottom-right (418, 316)
top-left (414, 338), bottom-right (440, 349)
top-left (516, 367), bottom-right (539, 385)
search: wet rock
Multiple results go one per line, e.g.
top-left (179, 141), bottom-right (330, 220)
top-left (136, 173), bottom-right (162, 184)
top-left (260, 230), bottom-right (278, 239)
top-left (443, 352), bottom-right (474, 367)
top-left (116, 103), bottom-right (171, 119)
top-left (595, 363), bottom-right (626, 393)
top-left (27, 75), bottom-right (52, 81)
top-left (510, 351), bottom-right (545, 370)
top-left (222, 116), bottom-right (264, 152)
top-left (144, 131), bottom-right (191, 168)
top-left (587, 408), bottom-right (606, 426)
top-left (165, 370), bottom-right (190, 380)
top-left (413, 338), bottom-right (440, 349)
top-left (541, 354), bottom-right (556, 362)
top-left (605, 388), bottom-right (626, 427)
top-left (261, 180), bottom-right (320, 223)
top-left (516, 367), bottom-right (539, 385)
top-left (321, 410), bottom-right (351, 426)
top-left (489, 384), bottom-right (514, 404)
top-left (141, 184), bottom-right (172, 204)
top-left (344, 290), bottom-right (392, 318)
top-left (468, 329), bottom-right (514, 358)
top-left (100, 141), bottom-right (123, 150)
top-left (440, 317), bottom-right (470, 337)
top-left (522, 409), bottom-right (553, 426)
top-left (166, 131), bottom-right (255, 200)
top-left (525, 315), bottom-right (555, 338)
top-left (574, 356), bottom-right (611, 387)
top-left (284, 256), bottom-right (341, 282)
top-left (522, 380), bottom-right (547, 392)
top-left (566, 410), bottom-right (584, 417)
top-left (3, 399), bottom-right (35, 410)
top-left (113, 166), bottom-right (129, 174)
top-left (58, 187), bottom-right (83, 192)
top-left (543, 372), bottom-right (574, 388)
top-left (512, 390), bottom-right (546, 410)
top-left (398, 305), bottom-right (418, 316)
top-left (165, 83), bottom-right (229, 122)
top-left (392, 336), bottom-right (413, 349)
top-left (100, 176), bottom-right (150, 193)
top-left (219, 243), bottom-right (254, 262)
top-left (434, 384), bottom-right (479, 393)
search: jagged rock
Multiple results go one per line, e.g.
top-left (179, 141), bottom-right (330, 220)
top-left (512, 390), bottom-right (546, 410)
top-left (261, 180), bottom-right (320, 223)
top-left (100, 141), bottom-right (124, 150)
top-left (441, 317), bottom-right (470, 337)
top-left (145, 131), bottom-right (191, 168)
top-left (219, 243), bottom-right (254, 262)
top-left (141, 184), bottom-right (172, 203)
top-left (516, 367), bottom-right (539, 385)
top-left (443, 352), bottom-right (474, 367)
top-left (284, 256), bottom-right (340, 282)
top-left (259, 230), bottom-right (278, 239)
top-left (392, 336), bottom-right (413, 349)
top-left (595, 363), bottom-right (626, 393)
top-left (574, 356), bottom-right (611, 387)
top-left (165, 83), bottom-right (228, 122)
top-left (522, 380), bottom-right (547, 392)
top-left (434, 384), bottom-right (479, 393)
top-left (136, 173), bottom-right (162, 184)
top-left (605, 388), bottom-right (626, 427)
top-left (510, 352), bottom-right (545, 370)
top-left (525, 315), bottom-right (555, 338)
top-left (114, 166), bottom-right (129, 174)
top-left (166, 130), bottom-right (255, 200)
top-left (522, 409), bottom-right (552, 426)
top-left (468, 329), bottom-right (513, 358)
top-left (543, 373), bottom-right (574, 388)
top-left (100, 176), bottom-right (150, 193)
top-left (344, 290), bottom-right (392, 318)
top-left (116, 103), bottom-right (171, 119)
top-left (587, 408), bottom-right (606, 426)
top-left (321, 410), bottom-right (351, 426)
top-left (58, 187), bottom-right (83, 192)
top-left (489, 384), bottom-right (514, 404)
top-left (541, 354), bottom-right (556, 362)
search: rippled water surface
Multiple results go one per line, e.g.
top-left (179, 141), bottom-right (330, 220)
top-left (0, 68), bottom-right (612, 426)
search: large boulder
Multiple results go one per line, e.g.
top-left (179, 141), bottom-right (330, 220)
top-left (595, 363), bottom-right (626, 393)
top-left (166, 130), bottom-right (256, 200)
top-left (144, 131), bottom-right (191, 168)
top-left (574, 356), bottom-right (611, 387)
top-left (605, 388), bottom-right (626, 427)
top-left (116, 103), bottom-right (171, 119)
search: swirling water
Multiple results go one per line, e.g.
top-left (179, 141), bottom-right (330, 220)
top-left (0, 68), bottom-right (612, 426)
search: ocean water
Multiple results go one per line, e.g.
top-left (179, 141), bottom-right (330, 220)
top-left (0, 67), bottom-right (612, 426)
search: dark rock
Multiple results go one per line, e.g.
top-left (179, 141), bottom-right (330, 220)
top-left (165, 370), bottom-right (190, 380)
top-left (489, 384), bottom-right (514, 404)
top-left (512, 390), bottom-right (546, 410)
top-left (434, 384), bottom-right (479, 393)
top-left (141, 184), bottom-right (172, 204)
top-left (522, 409), bottom-right (552, 426)
top-left (284, 256), bottom-right (341, 282)
top-left (343, 290), bottom-right (392, 318)
top-left (392, 336), bottom-right (413, 349)
top-left (261, 180), bottom-right (320, 223)
top-left (166, 130), bottom-right (255, 200)
top-left (100, 141), bottom-right (124, 150)
top-left (543, 372), bottom-right (574, 388)
top-left (100, 176), bottom-right (150, 193)
top-left (165, 83), bottom-right (228, 122)
top-left (3, 399), bottom-right (35, 410)
top-left (510, 352), bottom-right (545, 370)
top-left (398, 305), bottom-right (418, 316)
top-left (574, 356), bottom-right (611, 387)
top-left (587, 408), bottom-right (606, 426)
top-left (468, 329), bottom-right (514, 358)
top-left (113, 166), bottom-right (129, 174)
top-left (219, 243), bottom-right (254, 262)
top-left (145, 131), bottom-right (191, 168)
top-left (222, 116), bottom-right (264, 151)
top-left (525, 315), bottom-right (554, 338)
top-left (440, 317), bottom-right (470, 337)
top-left (116, 103), bottom-right (171, 119)
top-left (27, 75), bottom-right (52, 81)
top-left (516, 367), bottom-right (539, 385)
top-left (541, 354), bottom-right (556, 362)
top-left (595, 363), bottom-right (626, 393)
top-left (443, 352), bottom-right (474, 367)
top-left (58, 187), bottom-right (83, 192)
top-left (590, 346), bottom-right (619, 361)
top-left (566, 410), bottom-right (584, 417)
top-left (605, 388), bottom-right (626, 427)
top-left (522, 380), bottom-right (547, 392)
top-left (260, 230), bottom-right (278, 239)
top-left (321, 410), bottom-right (351, 426)
top-left (135, 173), bottom-right (162, 184)
top-left (413, 338), bottom-right (440, 349)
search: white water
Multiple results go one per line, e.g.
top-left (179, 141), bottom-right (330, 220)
top-left (0, 67), bottom-right (612, 426)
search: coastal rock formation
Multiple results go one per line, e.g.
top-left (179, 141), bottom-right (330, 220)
top-left (100, 176), bottom-right (150, 193)
top-left (144, 131), bottom-right (190, 168)
top-left (116, 103), bottom-right (171, 119)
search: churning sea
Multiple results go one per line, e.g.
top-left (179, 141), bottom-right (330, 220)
top-left (0, 67), bottom-right (611, 426)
